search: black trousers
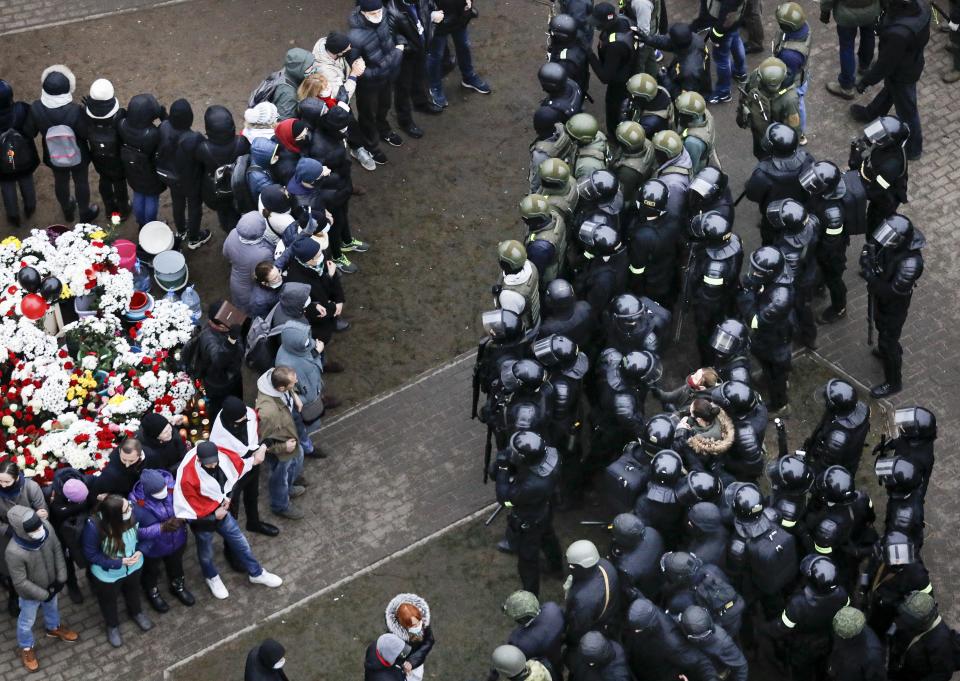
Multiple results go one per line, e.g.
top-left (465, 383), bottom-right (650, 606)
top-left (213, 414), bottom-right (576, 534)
top-left (395, 51), bottom-right (431, 127)
top-left (794, 284), bottom-right (817, 347)
top-left (864, 79), bottom-right (922, 157)
top-left (511, 512), bottom-right (562, 598)
top-left (327, 201), bottom-right (353, 259)
top-left (604, 80), bottom-right (629, 138)
top-left (52, 163), bottom-right (91, 217)
top-left (202, 379), bottom-right (243, 428)
top-left (98, 174), bottom-right (129, 216)
top-left (755, 353), bottom-right (791, 410)
top-left (875, 300), bottom-right (910, 386)
top-left (228, 461), bottom-right (264, 528)
top-left (741, 0), bottom-right (765, 47)
top-left (0, 174), bottom-right (36, 221)
top-left (170, 187), bottom-right (203, 239)
top-left (355, 82), bottom-right (394, 154)
top-left (140, 544), bottom-right (186, 590)
top-left (215, 204), bottom-right (240, 232)
top-left (816, 244), bottom-right (848, 313)
top-left (89, 569), bottom-right (143, 628)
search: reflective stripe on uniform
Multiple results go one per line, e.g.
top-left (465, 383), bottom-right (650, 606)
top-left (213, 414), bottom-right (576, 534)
top-left (815, 543), bottom-right (833, 554)
top-left (750, 315), bottom-right (759, 329)
top-left (560, 49), bottom-right (568, 59)
top-left (876, 174), bottom-right (890, 189)
top-left (629, 265), bottom-right (646, 274)
top-left (781, 611), bottom-right (797, 628)
top-left (921, 583), bottom-right (933, 593)
top-left (703, 275), bottom-right (724, 285)
top-left (583, 251), bottom-right (595, 260)
top-left (781, 519), bottom-right (797, 527)
top-left (609, 33), bottom-right (617, 42)
top-left (825, 226), bottom-right (844, 236)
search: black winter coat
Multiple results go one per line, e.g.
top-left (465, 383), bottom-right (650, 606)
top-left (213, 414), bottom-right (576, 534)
top-left (508, 600), bottom-right (566, 674)
top-left (118, 94), bottom-right (165, 195)
top-left (26, 100), bottom-right (90, 167)
top-left (827, 625), bottom-right (886, 681)
top-left (284, 257), bottom-right (346, 344)
top-left (363, 642), bottom-right (406, 681)
top-left (194, 105), bottom-right (249, 208)
top-left (623, 608), bottom-right (719, 681)
top-left (387, 0), bottom-right (435, 53)
top-left (611, 528), bottom-right (665, 601)
top-left (0, 100), bottom-right (40, 178)
top-left (348, 8), bottom-right (404, 86)
top-left (433, 0), bottom-right (472, 35)
top-left (566, 559), bottom-right (621, 643)
top-left (84, 110), bottom-right (126, 179)
top-left (888, 619), bottom-right (955, 681)
top-left (86, 449), bottom-right (146, 497)
top-left (571, 640), bottom-right (634, 681)
top-left (197, 324), bottom-right (244, 392)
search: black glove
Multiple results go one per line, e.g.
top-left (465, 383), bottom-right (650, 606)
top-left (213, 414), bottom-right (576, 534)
top-left (45, 582), bottom-right (63, 602)
top-left (819, 9), bottom-right (831, 24)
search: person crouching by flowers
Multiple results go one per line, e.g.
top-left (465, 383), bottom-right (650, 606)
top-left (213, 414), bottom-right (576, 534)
top-left (81, 494), bottom-right (152, 648)
top-left (4, 505), bottom-right (78, 672)
top-left (0, 461), bottom-right (50, 618)
top-left (385, 594), bottom-right (435, 681)
top-left (129, 469), bottom-right (193, 614)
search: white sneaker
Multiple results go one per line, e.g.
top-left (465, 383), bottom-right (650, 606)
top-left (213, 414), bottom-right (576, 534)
top-left (350, 147), bottom-right (377, 172)
top-left (206, 575), bottom-right (229, 599)
top-left (249, 569), bottom-right (283, 588)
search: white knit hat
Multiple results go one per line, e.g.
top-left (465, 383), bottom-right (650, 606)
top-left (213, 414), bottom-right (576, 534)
top-left (86, 78), bottom-right (119, 119)
top-left (244, 101), bottom-right (279, 127)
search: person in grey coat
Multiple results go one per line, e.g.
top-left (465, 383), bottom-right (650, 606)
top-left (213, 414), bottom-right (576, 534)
top-left (222, 211), bottom-right (276, 314)
top-left (275, 323), bottom-right (325, 410)
top-left (1, 462), bottom-right (50, 617)
top-left (5, 506), bottom-right (78, 671)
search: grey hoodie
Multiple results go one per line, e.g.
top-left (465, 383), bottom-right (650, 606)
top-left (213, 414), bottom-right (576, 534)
top-left (273, 282), bottom-right (311, 328)
top-left (4, 505), bottom-right (66, 602)
top-left (222, 211), bottom-right (276, 314)
top-left (275, 323), bottom-right (324, 405)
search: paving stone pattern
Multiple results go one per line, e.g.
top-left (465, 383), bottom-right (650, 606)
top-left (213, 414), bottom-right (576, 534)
top-left (0, 0), bottom-right (187, 35)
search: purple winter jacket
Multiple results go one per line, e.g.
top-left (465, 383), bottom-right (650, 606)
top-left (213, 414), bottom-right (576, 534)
top-left (128, 469), bottom-right (187, 559)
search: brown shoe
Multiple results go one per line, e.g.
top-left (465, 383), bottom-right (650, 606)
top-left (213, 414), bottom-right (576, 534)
top-left (20, 647), bottom-right (39, 672)
top-left (825, 81), bottom-right (856, 100)
top-left (942, 70), bottom-right (960, 83)
top-left (46, 626), bottom-right (79, 642)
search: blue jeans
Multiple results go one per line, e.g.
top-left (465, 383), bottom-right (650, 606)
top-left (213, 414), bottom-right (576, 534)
top-left (797, 77), bottom-right (809, 132)
top-left (193, 512), bottom-right (262, 579)
top-left (132, 191), bottom-right (159, 227)
top-left (426, 27), bottom-right (476, 91)
top-left (837, 24), bottom-right (876, 88)
top-left (712, 30), bottom-right (746, 97)
top-left (17, 596), bottom-right (60, 648)
top-left (293, 408), bottom-right (314, 454)
top-left (267, 450), bottom-right (304, 512)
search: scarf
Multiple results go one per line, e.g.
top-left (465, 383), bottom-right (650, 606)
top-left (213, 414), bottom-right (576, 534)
top-left (209, 408), bottom-right (261, 456)
top-left (12, 526), bottom-right (46, 551)
top-left (0, 473), bottom-right (25, 499)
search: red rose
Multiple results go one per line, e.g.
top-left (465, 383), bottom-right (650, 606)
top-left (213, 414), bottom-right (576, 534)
top-left (63, 362), bottom-right (74, 370)
top-left (57, 349), bottom-right (68, 358)
top-left (6, 286), bottom-right (16, 294)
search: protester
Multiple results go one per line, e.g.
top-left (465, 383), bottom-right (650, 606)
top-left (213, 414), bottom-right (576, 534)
top-left (196, 300), bottom-right (245, 421)
top-left (275, 323), bottom-right (332, 421)
top-left (242, 102), bottom-right (279, 142)
top-left (245, 638), bottom-right (289, 681)
top-left (284, 237), bottom-right (347, 344)
top-left (0, 79), bottom-right (39, 228)
top-left (86, 437), bottom-right (147, 497)
top-left (158, 97), bottom-right (210, 248)
top-left (118, 93), bottom-right (166, 228)
top-left (223, 211), bottom-right (276, 315)
top-left (256, 367), bottom-right (308, 518)
top-left (81, 78), bottom-right (128, 222)
top-left (46, 468), bottom-right (91, 604)
top-left (1, 461), bottom-right (51, 617)
top-left (272, 48), bottom-right (316, 121)
top-left (249, 260), bottom-right (284, 319)
top-left (364, 633), bottom-right (409, 681)
top-left (195, 104), bottom-right (249, 231)
top-left (428, 0), bottom-right (492, 106)
top-left (388, 0), bottom-right (443, 139)
top-left (385, 594), bottom-right (435, 681)
top-left (136, 413), bottom-right (189, 473)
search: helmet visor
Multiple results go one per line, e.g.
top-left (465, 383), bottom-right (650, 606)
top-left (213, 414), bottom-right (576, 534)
top-left (863, 119), bottom-right (890, 146)
top-left (871, 222), bottom-right (901, 248)
top-left (884, 541), bottom-right (916, 566)
top-left (894, 407), bottom-right (917, 432)
top-left (532, 337), bottom-right (559, 365)
top-left (482, 310), bottom-right (507, 337)
top-left (798, 166), bottom-right (822, 194)
top-left (874, 457), bottom-right (896, 485)
top-left (689, 176), bottom-right (714, 199)
top-left (710, 329), bottom-right (738, 355)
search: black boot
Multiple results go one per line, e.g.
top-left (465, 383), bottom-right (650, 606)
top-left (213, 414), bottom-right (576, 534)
top-left (62, 199), bottom-right (77, 223)
top-left (246, 521), bottom-right (280, 537)
top-left (145, 586), bottom-right (170, 613)
top-left (80, 203), bottom-right (100, 223)
top-left (169, 577), bottom-right (196, 607)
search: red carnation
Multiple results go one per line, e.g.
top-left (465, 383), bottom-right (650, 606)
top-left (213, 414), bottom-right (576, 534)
top-left (6, 286), bottom-right (16, 294)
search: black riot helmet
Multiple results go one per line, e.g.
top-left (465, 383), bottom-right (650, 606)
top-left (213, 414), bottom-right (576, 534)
top-left (689, 210), bottom-right (732, 243)
top-left (502, 359), bottom-right (546, 394)
top-left (610, 293), bottom-right (647, 331)
top-left (709, 318), bottom-right (750, 359)
top-left (816, 466), bottom-right (856, 504)
top-left (637, 179), bottom-right (669, 219)
top-left (676, 471), bottom-right (723, 506)
top-left (661, 551), bottom-right (703, 584)
top-left (875, 457), bottom-right (920, 498)
top-left (481, 310), bottom-right (523, 342)
top-left (651, 450), bottom-right (683, 486)
top-left (871, 214), bottom-right (914, 251)
top-left (799, 161), bottom-right (842, 198)
top-left (544, 278), bottom-right (575, 316)
top-left (719, 381), bottom-right (757, 416)
top-left (688, 167), bottom-right (728, 213)
top-left (611, 513), bottom-right (646, 548)
top-left (767, 454), bottom-right (814, 493)
top-left (578, 221), bottom-right (620, 255)
top-left (882, 530), bottom-right (918, 567)
top-left (533, 334), bottom-right (578, 368)
top-left (584, 169), bottom-right (623, 213)
top-left (643, 414), bottom-right (677, 453)
top-left (732, 483), bottom-right (764, 522)
top-left (621, 350), bottom-right (663, 387)
top-left (680, 605), bottom-right (714, 640)
top-left (862, 115), bottom-right (910, 149)
top-left (894, 406), bottom-right (937, 440)
top-left (549, 13), bottom-right (578, 42)
top-left (538, 62), bottom-right (568, 95)
top-left (746, 246), bottom-right (785, 285)
top-left (508, 430), bottom-right (547, 467)
top-left (801, 555), bottom-right (840, 593)
top-left (760, 122), bottom-right (799, 156)
top-left (824, 379), bottom-right (858, 415)
top-left (765, 198), bottom-right (808, 234)
top-left (579, 631), bottom-right (615, 667)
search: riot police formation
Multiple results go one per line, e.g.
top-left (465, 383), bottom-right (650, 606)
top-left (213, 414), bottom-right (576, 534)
top-left (472, 4), bottom-right (948, 680)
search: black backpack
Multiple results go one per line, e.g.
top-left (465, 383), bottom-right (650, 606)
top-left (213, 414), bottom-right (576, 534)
top-left (231, 153), bottom-right (257, 213)
top-left (747, 525), bottom-right (798, 594)
top-left (57, 513), bottom-right (90, 568)
top-left (248, 70), bottom-right (287, 107)
top-left (0, 128), bottom-right (38, 176)
top-left (244, 304), bottom-right (285, 373)
top-left (87, 119), bottom-right (120, 165)
top-left (602, 444), bottom-right (650, 514)
top-left (695, 567), bottom-right (744, 621)
top-left (178, 327), bottom-right (204, 378)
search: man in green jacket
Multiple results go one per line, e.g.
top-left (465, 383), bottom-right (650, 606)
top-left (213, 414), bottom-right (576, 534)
top-left (256, 367), bottom-right (308, 520)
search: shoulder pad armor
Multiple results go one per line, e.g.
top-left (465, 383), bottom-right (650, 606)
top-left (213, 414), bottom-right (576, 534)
top-left (892, 253), bottom-right (924, 295)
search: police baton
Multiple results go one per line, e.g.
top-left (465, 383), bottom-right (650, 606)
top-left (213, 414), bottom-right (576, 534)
top-left (732, 188), bottom-right (748, 207)
top-left (484, 505), bottom-right (504, 526)
top-left (579, 520), bottom-right (612, 528)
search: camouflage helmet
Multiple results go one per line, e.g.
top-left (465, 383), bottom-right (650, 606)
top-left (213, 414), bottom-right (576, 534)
top-left (832, 606), bottom-right (866, 639)
top-left (498, 239), bottom-right (527, 269)
top-left (652, 130), bottom-right (683, 159)
top-left (776, 2), bottom-right (806, 31)
top-left (626, 73), bottom-right (658, 101)
top-left (519, 194), bottom-right (551, 221)
top-left (899, 591), bottom-right (938, 624)
top-left (539, 157), bottom-right (571, 186)
top-left (566, 112), bottom-right (600, 143)
top-left (503, 590), bottom-right (541, 621)
top-left (758, 57), bottom-right (788, 90)
top-left (676, 91), bottom-right (707, 118)
top-left (616, 121), bottom-right (647, 152)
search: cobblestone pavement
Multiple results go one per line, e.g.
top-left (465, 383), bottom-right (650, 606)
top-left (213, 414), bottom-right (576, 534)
top-left (0, 0), bottom-right (190, 35)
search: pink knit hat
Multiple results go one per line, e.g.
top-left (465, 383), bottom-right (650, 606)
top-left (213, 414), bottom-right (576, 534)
top-left (63, 479), bottom-right (89, 503)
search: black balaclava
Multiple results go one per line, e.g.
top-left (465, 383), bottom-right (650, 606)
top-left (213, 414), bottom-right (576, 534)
top-left (221, 396), bottom-right (249, 445)
top-left (168, 98), bottom-right (193, 131)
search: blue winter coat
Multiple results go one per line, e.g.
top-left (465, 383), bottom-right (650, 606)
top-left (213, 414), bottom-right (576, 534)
top-left (128, 469), bottom-right (187, 559)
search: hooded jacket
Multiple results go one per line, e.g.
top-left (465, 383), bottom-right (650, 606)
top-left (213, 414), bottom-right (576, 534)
top-left (827, 624), bottom-right (887, 681)
top-left (284, 255), bottom-right (344, 344)
top-left (26, 65), bottom-right (90, 167)
top-left (681, 410), bottom-right (735, 459)
top-left (385, 593), bottom-right (435, 670)
top-left (312, 37), bottom-right (357, 103)
top-left (195, 105), bottom-right (249, 207)
top-left (274, 48), bottom-right (316, 120)
top-left (623, 602), bottom-right (719, 681)
top-left (0, 80), bottom-right (41, 178)
top-left (683, 502), bottom-right (729, 569)
top-left (249, 279), bottom-right (283, 321)
top-left (272, 282), bottom-right (311, 328)
top-left (244, 639), bottom-right (289, 681)
top-left (197, 322), bottom-right (244, 392)
top-left (387, 0), bottom-right (434, 53)
top-left (363, 641), bottom-right (406, 681)
top-left (223, 211), bottom-right (276, 313)
top-left (129, 469), bottom-right (187, 558)
top-left (137, 413), bottom-right (188, 473)
top-left (275, 323), bottom-right (324, 406)
top-left (4, 506), bottom-right (66, 602)
top-left (255, 369), bottom-right (303, 462)
top-left (248, 137), bottom-right (279, 201)
top-left (118, 93), bottom-right (165, 195)
top-left (298, 99), bottom-right (351, 202)
top-left (272, 118), bottom-right (303, 186)
top-left (348, 8), bottom-right (404, 85)
top-left (159, 98), bottom-right (203, 191)
top-left (0, 474), bottom-right (49, 551)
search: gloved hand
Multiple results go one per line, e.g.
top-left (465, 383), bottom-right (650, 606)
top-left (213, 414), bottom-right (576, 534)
top-left (736, 104), bottom-right (749, 129)
top-left (819, 9), bottom-right (831, 24)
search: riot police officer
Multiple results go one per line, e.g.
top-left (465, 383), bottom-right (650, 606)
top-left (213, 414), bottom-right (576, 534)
top-left (492, 359), bottom-right (555, 447)
top-left (686, 211), bottom-right (743, 365)
top-left (737, 246), bottom-right (796, 415)
top-left (538, 278), bottom-right (595, 349)
top-left (714, 380), bottom-right (767, 482)
top-left (861, 530), bottom-right (932, 634)
top-left (604, 293), bottom-right (671, 354)
top-left (548, 13), bottom-right (590, 88)
top-left (874, 406), bottom-right (936, 502)
top-left (678, 606), bottom-right (749, 681)
top-left (610, 122), bottom-right (656, 206)
top-left (624, 181), bottom-right (683, 308)
top-left (490, 645), bottom-right (553, 681)
top-left (494, 431), bottom-right (563, 597)
top-left (538, 62), bottom-right (584, 123)
top-left (744, 123), bottom-right (814, 245)
top-left (683, 502), bottom-right (730, 569)
top-left (566, 113), bottom-right (610, 180)
top-left (521, 194), bottom-right (568, 285)
top-left (621, 73), bottom-right (675, 137)
top-left (641, 23), bottom-right (712, 98)
top-left (767, 198), bottom-right (819, 349)
top-left (708, 318), bottom-right (754, 385)
top-left (827, 607), bottom-right (888, 681)
top-left (737, 57), bottom-right (803, 159)
top-left (538, 158), bottom-right (580, 227)
top-left (588, 3), bottom-right (638, 135)
top-left (577, 169), bottom-right (624, 222)
top-left (572, 631), bottom-right (633, 681)
top-left (675, 91), bottom-right (721, 174)
top-left (800, 160), bottom-right (868, 325)
top-left (623, 598), bottom-right (718, 681)
top-left (859, 214), bottom-right (925, 397)
top-left (876, 456), bottom-right (925, 548)
top-left (688, 167), bottom-right (735, 223)
top-left (564, 539), bottom-right (622, 644)
top-left (767, 452), bottom-right (815, 537)
top-left (574, 221), bottom-right (629, 313)
top-left (803, 379), bottom-right (870, 476)
top-left (473, 310), bottom-right (530, 422)
top-left (501, 590), bottom-right (565, 680)
top-left (660, 551), bottom-right (746, 637)
top-left (609, 513), bottom-right (665, 601)
top-left (590, 349), bottom-right (652, 461)
top-left (851, 0), bottom-right (930, 160)
top-left (773, 2), bottom-right (812, 144)
top-left (635, 450), bottom-right (686, 539)
top-left (804, 466), bottom-right (877, 581)
top-left (601, 414), bottom-right (677, 513)
top-left (555, 0), bottom-right (595, 49)
top-left (651, 130), bottom-right (693, 220)
top-left (497, 239), bottom-right (542, 333)
top-left (530, 106), bottom-right (577, 193)
top-left (848, 115), bottom-right (910, 229)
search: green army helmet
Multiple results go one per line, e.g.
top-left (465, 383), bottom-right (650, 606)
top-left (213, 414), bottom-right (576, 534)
top-left (498, 239), bottom-right (527, 270)
top-left (538, 157), bottom-right (571, 187)
top-left (776, 2), bottom-right (806, 32)
top-left (652, 129), bottom-right (684, 159)
top-left (758, 57), bottom-right (788, 91)
top-left (519, 194), bottom-right (551, 220)
top-left (503, 590), bottom-right (541, 621)
top-left (615, 121), bottom-right (647, 152)
top-left (565, 112), bottom-right (599, 143)
top-left (626, 72), bottom-right (658, 102)
top-left (675, 90), bottom-right (707, 118)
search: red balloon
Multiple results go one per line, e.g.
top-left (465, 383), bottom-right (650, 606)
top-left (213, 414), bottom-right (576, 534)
top-left (20, 293), bottom-right (49, 321)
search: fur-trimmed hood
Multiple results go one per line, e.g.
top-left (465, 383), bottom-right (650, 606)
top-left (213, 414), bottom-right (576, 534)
top-left (40, 64), bottom-right (76, 108)
top-left (686, 409), bottom-right (735, 456)
top-left (385, 593), bottom-right (431, 642)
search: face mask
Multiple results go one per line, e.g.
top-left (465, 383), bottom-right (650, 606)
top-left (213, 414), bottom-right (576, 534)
top-left (363, 9), bottom-right (384, 23)
top-left (28, 528), bottom-right (45, 540)
top-left (268, 279), bottom-right (283, 289)
top-left (273, 658), bottom-right (286, 670)
top-left (151, 488), bottom-right (169, 500)
top-left (123, 509), bottom-right (133, 521)
top-left (408, 623), bottom-right (424, 636)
